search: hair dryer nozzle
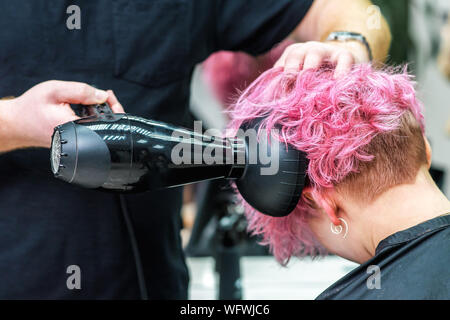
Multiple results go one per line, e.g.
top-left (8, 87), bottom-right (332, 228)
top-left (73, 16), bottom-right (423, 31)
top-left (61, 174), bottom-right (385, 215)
top-left (234, 121), bottom-right (309, 217)
top-left (51, 121), bottom-right (112, 188)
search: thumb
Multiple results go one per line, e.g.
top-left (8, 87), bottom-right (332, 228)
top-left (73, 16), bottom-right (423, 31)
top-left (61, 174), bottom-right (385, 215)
top-left (106, 90), bottom-right (125, 113)
top-left (47, 81), bottom-right (109, 105)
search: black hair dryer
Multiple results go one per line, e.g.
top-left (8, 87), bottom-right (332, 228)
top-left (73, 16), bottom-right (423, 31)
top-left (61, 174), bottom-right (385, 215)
top-left (50, 104), bottom-right (308, 217)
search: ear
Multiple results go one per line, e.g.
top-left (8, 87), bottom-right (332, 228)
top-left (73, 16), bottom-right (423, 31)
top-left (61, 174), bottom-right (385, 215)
top-left (423, 135), bottom-right (432, 169)
top-left (303, 188), bottom-right (340, 225)
top-left (319, 196), bottom-right (341, 226)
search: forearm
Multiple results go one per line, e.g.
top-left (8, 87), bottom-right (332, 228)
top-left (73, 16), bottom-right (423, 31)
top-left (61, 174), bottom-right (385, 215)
top-left (292, 0), bottom-right (391, 62)
top-left (0, 100), bottom-right (22, 152)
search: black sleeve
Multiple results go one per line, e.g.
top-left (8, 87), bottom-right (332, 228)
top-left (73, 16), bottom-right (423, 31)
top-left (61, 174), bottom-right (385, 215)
top-left (189, 0), bottom-right (314, 61)
top-left (214, 0), bottom-right (313, 55)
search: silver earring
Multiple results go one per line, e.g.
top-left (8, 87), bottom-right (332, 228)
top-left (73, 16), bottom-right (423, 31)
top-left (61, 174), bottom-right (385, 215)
top-left (330, 218), bottom-right (348, 239)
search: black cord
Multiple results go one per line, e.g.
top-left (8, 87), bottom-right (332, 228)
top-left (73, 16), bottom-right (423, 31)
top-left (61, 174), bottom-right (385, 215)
top-left (119, 194), bottom-right (149, 300)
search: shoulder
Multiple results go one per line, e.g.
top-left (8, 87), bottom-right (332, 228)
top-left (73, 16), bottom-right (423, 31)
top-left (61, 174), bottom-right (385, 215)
top-left (317, 225), bottom-right (450, 300)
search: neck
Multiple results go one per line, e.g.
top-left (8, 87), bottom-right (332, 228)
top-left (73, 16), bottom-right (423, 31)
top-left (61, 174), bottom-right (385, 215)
top-left (350, 168), bottom-right (450, 258)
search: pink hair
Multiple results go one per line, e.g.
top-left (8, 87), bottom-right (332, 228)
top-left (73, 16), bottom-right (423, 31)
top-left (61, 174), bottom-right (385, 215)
top-left (227, 64), bottom-right (425, 265)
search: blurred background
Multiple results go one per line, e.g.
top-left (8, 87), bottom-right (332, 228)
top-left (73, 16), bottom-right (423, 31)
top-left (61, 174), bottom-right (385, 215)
top-left (182, 0), bottom-right (450, 300)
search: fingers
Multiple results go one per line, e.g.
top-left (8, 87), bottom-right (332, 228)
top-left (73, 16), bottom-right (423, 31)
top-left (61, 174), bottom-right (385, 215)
top-left (274, 42), bottom-right (359, 77)
top-left (274, 44), bottom-right (295, 69)
top-left (284, 48), bottom-right (306, 73)
top-left (56, 106), bottom-right (80, 124)
top-left (302, 49), bottom-right (324, 72)
top-left (274, 43), bottom-right (306, 71)
top-left (333, 51), bottom-right (355, 78)
top-left (106, 90), bottom-right (125, 113)
top-left (47, 81), bottom-right (108, 105)
top-left (275, 42), bottom-right (326, 72)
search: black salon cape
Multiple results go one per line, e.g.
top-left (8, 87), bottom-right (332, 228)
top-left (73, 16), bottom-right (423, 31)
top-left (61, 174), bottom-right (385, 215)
top-left (0, 1), bottom-right (313, 299)
top-left (316, 215), bottom-right (450, 299)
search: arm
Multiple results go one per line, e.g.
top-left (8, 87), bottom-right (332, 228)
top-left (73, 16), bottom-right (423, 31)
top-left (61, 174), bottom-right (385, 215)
top-left (0, 81), bottom-right (124, 153)
top-left (294, 0), bottom-right (391, 62)
top-left (275, 0), bottom-right (391, 76)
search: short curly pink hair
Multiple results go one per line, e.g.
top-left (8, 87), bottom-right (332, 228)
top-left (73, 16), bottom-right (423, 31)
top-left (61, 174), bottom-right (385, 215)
top-left (228, 64), bottom-right (426, 265)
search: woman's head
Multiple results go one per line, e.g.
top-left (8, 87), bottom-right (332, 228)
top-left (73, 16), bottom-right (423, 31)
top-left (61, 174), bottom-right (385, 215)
top-left (229, 64), bottom-right (428, 264)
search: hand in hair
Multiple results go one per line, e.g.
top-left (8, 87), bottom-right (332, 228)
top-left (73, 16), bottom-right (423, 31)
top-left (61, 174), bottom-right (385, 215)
top-left (274, 41), bottom-right (371, 78)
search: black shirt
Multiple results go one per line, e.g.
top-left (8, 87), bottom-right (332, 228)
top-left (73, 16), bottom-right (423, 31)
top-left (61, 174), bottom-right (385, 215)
top-left (0, 0), bottom-right (313, 299)
top-left (316, 215), bottom-right (450, 299)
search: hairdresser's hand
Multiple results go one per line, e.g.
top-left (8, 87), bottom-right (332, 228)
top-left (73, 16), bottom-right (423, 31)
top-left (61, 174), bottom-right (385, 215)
top-left (0, 80), bottom-right (124, 152)
top-left (274, 40), bottom-right (370, 78)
